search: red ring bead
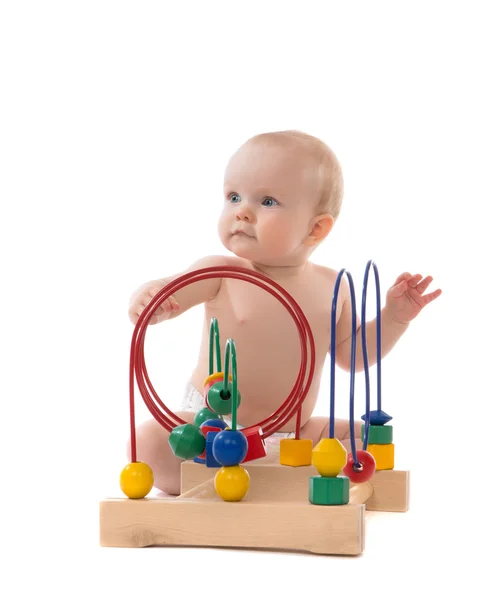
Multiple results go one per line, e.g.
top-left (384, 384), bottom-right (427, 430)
top-left (342, 450), bottom-right (376, 483)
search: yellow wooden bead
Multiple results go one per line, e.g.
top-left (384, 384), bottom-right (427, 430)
top-left (367, 443), bottom-right (394, 470)
top-left (119, 462), bottom-right (154, 499)
top-left (312, 438), bottom-right (347, 477)
top-left (203, 372), bottom-right (233, 388)
top-left (214, 465), bottom-right (250, 502)
top-left (279, 438), bottom-right (313, 467)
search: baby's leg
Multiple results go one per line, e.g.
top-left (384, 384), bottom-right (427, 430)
top-left (299, 416), bottom-right (363, 454)
top-left (126, 411), bottom-right (196, 495)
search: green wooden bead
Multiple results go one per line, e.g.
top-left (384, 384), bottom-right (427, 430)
top-left (168, 424), bottom-right (205, 460)
top-left (194, 407), bottom-right (219, 427)
top-left (206, 381), bottom-right (241, 416)
top-left (309, 475), bottom-right (349, 505)
top-left (361, 424), bottom-right (393, 445)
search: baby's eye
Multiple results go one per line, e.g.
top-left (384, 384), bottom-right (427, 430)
top-left (229, 194), bottom-right (241, 203)
top-left (262, 197), bottom-right (278, 207)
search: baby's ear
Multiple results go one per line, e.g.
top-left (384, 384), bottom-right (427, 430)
top-left (304, 214), bottom-right (334, 246)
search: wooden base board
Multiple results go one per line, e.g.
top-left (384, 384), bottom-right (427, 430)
top-left (100, 495), bottom-right (365, 555)
top-left (181, 459), bottom-right (410, 512)
top-left (99, 458), bottom-right (409, 555)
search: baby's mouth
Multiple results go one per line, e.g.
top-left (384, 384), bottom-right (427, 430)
top-left (233, 229), bottom-right (255, 239)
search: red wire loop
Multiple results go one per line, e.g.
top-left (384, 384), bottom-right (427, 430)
top-left (129, 266), bottom-right (315, 462)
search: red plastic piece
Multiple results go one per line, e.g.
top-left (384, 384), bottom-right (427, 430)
top-left (241, 426), bottom-right (267, 463)
top-left (197, 425), bottom-right (221, 460)
top-left (342, 450), bottom-right (376, 483)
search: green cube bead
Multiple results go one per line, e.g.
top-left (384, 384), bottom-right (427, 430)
top-left (309, 475), bottom-right (349, 506)
top-left (361, 424), bottom-right (393, 445)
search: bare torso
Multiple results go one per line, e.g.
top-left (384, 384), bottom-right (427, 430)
top-left (190, 257), bottom-right (342, 432)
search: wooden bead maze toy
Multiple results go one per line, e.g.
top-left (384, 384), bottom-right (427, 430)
top-left (100, 263), bottom-right (409, 556)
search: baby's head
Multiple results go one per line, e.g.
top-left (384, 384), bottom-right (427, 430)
top-left (218, 130), bottom-right (343, 268)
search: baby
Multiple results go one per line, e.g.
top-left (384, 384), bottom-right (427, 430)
top-left (128, 130), bottom-right (441, 495)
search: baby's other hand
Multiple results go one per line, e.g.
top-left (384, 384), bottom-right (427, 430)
top-left (128, 280), bottom-right (180, 325)
top-left (385, 272), bottom-right (442, 325)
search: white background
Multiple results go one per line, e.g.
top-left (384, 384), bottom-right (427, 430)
top-left (1, 1), bottom-right (490, 598)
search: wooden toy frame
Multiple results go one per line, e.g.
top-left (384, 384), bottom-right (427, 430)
top-left (103, 263), bottom-right (410, 556)
top-left (100, 452), bottom-right (409, 556)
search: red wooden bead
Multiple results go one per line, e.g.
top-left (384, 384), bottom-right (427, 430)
top-left (197, 425), bottom-right (221, 460)
top-left (242, 426), bottom-right (267, 463)
top-left (342, 450), bottom-right (376, 483)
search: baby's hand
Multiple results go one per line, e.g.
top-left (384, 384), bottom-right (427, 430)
top-left (385, 272), bottom-right (442, 325)
top-left (128, 280), bottom-right (180, 325)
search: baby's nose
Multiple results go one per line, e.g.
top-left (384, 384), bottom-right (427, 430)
top-left (237, 206), bottom-right (255, 222)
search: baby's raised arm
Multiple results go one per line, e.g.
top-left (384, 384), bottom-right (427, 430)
top-left (334, 271), bottom-right (439, 371)
top-left (128, 255), bottom-right (230, 325)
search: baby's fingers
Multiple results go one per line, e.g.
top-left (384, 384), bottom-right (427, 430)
top-left (421, 288), bottom-right (442, 305)
top-left (147, 287), bottom-right (180, 310)
top-left (131, 303), bottom-right (166, 325)
top-left (146, 294), bottom-right (180, 323)
top-left (156, 296), bottom-right (180, 314)
top-left (414, 275), bottom-right (433, 294)
top-left (129, 303), bottom-right (150, 325)
top-left (393, 272), bottom-right (412, 285)
top-left (387, 279), bottom-right (408, 298)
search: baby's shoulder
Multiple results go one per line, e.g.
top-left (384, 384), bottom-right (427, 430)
top-left (310, 262), bottom-right (339, 284)
top-left (206, 255), bottom-right (254, 270)
top-left (309, 263), bottom-right (351, 301)
top-left (189, 255), bottom-right (242, 269)
top-left (310, 263), bottom-right (353, 304)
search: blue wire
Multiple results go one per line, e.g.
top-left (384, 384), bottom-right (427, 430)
top-left (329, 269), bottom-right (359, 465)
top-left (361, 260), bottom-right (382, 450)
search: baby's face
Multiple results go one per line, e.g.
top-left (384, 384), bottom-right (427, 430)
top-left (218, 141), bottom-right (321, 266)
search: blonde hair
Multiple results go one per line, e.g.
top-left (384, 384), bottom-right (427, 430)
top-left (246, 130), bottom-right (344, 219)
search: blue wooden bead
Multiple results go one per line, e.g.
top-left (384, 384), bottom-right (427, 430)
top-left (205, 431), bottom-right (222, 468)
top-left (212, 429), bottom-right (248, 466)
top-left (361, 409), bottom-right (393, 426)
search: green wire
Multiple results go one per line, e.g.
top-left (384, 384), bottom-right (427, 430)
top-left (208, 318), bottom-right (221, 375)
top-left (223, 338), bottom-right (238, 431)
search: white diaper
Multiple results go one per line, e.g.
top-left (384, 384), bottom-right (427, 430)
top-left (180, 379), bottom-right (295, 444)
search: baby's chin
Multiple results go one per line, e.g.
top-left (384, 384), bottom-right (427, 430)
top-left (221, 232), bottom-right (293, 265)
top-left (221, 240), bottom-right (259, 262)
top-left (225, 243), bottom-right (287, 266)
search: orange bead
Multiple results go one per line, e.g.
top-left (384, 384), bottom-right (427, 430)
top-left (367, 443), bottom-right (394, 470)
top-left (280, 438), bottom-right (313, 467)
